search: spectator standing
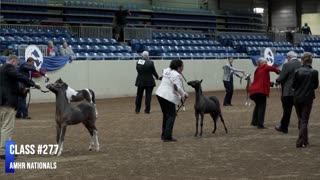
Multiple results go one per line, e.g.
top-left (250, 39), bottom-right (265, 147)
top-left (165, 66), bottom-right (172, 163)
top-left (114, 5), bottom-right (131, 41)
top-left (0, 55), bottom-right (40, 159)
top-left (292, 52), bottom-right (318, 148)
top-left (135, 51), bottom-right (159, 114)
top-left (249, 57), bottom-right (280, 129)
top-left (301, 23), bottom-right (312, 35)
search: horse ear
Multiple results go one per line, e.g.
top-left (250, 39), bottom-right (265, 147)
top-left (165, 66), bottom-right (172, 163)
top-left (200, 79), bottom-right (203, 83)
top-left (62, 83), bottom-right (68, 89)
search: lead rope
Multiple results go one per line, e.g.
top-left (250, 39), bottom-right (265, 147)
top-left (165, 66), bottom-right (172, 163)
top-left (176, 73), bottom-right (188, 116)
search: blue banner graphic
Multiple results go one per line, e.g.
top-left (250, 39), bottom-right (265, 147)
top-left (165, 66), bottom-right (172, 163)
top-left (0, 56), bottom-right (72, 71)
top-left (250, 55), bottom-right (286, 67)
top-left (5, 140), bottom-right (15, 173)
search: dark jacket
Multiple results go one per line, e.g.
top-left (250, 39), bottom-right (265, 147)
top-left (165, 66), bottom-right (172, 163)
top-left (135, 59), bottom-right (159, 87)
top-left (292, 64), bottom-right (319, 104)
top-left (115, 10), bottom-right (129, 25)
top-left (18, 63), bottom-right (45, 88)
top-left (276, 58), bottom-right (301, 97)
top-left (0, 63), bottom-right (36, 108)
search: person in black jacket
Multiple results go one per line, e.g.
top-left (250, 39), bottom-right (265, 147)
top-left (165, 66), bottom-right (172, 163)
top-left (16, 57), bottom-right (47, 119)
top-left (135, 51), bottom-right (159, 114)
top-left (114, 5), bottom-right (131, 41)
top-left (292, 52), bottom-right (319, 148)
top-left (275, 51), bottom-right (301, 133)
top-left (0, 55), bottom-right (40, 159)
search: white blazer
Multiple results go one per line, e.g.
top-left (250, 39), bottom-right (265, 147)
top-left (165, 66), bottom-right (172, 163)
top-left (156, 68), bottom-right (188, 105)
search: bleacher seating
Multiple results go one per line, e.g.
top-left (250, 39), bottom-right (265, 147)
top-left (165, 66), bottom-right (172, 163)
top-left (152, 6), bottom-right (211, 15)
top-left (1, 26), bottom-right (313, 60)
top-left (1, 0), bottom-right (267, 33)
top-left (64, 1), bottom-right (139, 10)
top-left (299, 37), bottom-right (320, 55)
top-left (219, 34), bottom-right (306, 56)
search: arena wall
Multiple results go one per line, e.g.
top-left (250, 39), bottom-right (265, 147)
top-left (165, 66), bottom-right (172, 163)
top-left (30, 59), bottom-right (320, 103)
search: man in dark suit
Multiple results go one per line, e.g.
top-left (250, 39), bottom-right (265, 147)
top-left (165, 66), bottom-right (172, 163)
top-left (275, 51), bottom-right (301, 133)
top-left (16, 57), bottom-right (47, 119)
top-left (292, 52), bottom-right (318, 148)
top-left (135, 51), bottom-right (159, 114)
top-left (0, 55), bottom-right (40, 159)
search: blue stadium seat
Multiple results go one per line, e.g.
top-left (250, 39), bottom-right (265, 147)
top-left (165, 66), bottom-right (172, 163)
top-left (108, 46), bottom-right (116, 52)
top-left (89, 52), bottom-right (103, 60)
top-left (105, 53), bottom-right (117, 60)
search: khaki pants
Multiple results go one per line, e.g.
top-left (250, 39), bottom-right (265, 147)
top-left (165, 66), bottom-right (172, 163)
top-left (0, 106), bottom-right (16, 155)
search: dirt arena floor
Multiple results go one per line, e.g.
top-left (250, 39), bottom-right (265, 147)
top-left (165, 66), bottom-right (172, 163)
top-left (1, 89), bottom-right (320, 179)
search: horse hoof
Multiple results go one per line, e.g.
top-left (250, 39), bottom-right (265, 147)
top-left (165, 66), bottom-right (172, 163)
top-left (57, 153), bottom-right (62, 156)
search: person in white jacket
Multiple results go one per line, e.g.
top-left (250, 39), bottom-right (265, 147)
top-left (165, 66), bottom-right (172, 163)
top-left (156, 59), bottom-right (188, 142)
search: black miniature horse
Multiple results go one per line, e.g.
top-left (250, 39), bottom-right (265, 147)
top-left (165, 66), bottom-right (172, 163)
top-left (46, 80), bottom-right (99, 156)
top-left (55, 78), bottom-right (98, 116)
top-left (188, 80), bottom-right (228, 137)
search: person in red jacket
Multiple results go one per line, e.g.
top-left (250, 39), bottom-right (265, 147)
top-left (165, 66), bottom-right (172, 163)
top-left (249, 57), bottom-right (280, 129)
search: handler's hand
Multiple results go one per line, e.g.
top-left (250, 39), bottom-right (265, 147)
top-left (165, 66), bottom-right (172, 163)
top-left (34, 84), bottom-right (41, 89)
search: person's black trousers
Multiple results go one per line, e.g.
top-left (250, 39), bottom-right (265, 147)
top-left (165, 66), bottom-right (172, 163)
top-left (16, 94), bottom-right (28, 118)
top-left (135, 86), bottom-right (154, 113)
top-left (279, 96), bottom-right (294, 131)
top-left (223, 79), bottom-right (234, 105)
top-left (157, 95), bottom-right (176, 140)
top-left (295, 101), bottom-right (313, 147)
top-left (251, 93), bottom-right (267, 127)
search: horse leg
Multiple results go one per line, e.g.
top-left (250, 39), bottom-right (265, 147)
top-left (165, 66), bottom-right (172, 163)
top-left (219, 113), bottom-right (228, 134)
top-left (195, 112), bottom-right (199, 137)
top-left (93, 128), bottom-right (100, 152)
top-left (200, 113), bottom-right (204, 137)
top-left (210, 113), bottom-right (217, 134)
top-left (94, 104), bottom-right (98, 117)
top-left (83, 122), bottom-right (94, 151)
top-left (57, 125), bottom-right (67, 156)
top-left (56, 123), bottom-right (61, 144)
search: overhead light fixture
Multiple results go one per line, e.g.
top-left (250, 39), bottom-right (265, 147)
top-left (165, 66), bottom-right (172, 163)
top-left (253, 7), bottom-right (264, 14)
